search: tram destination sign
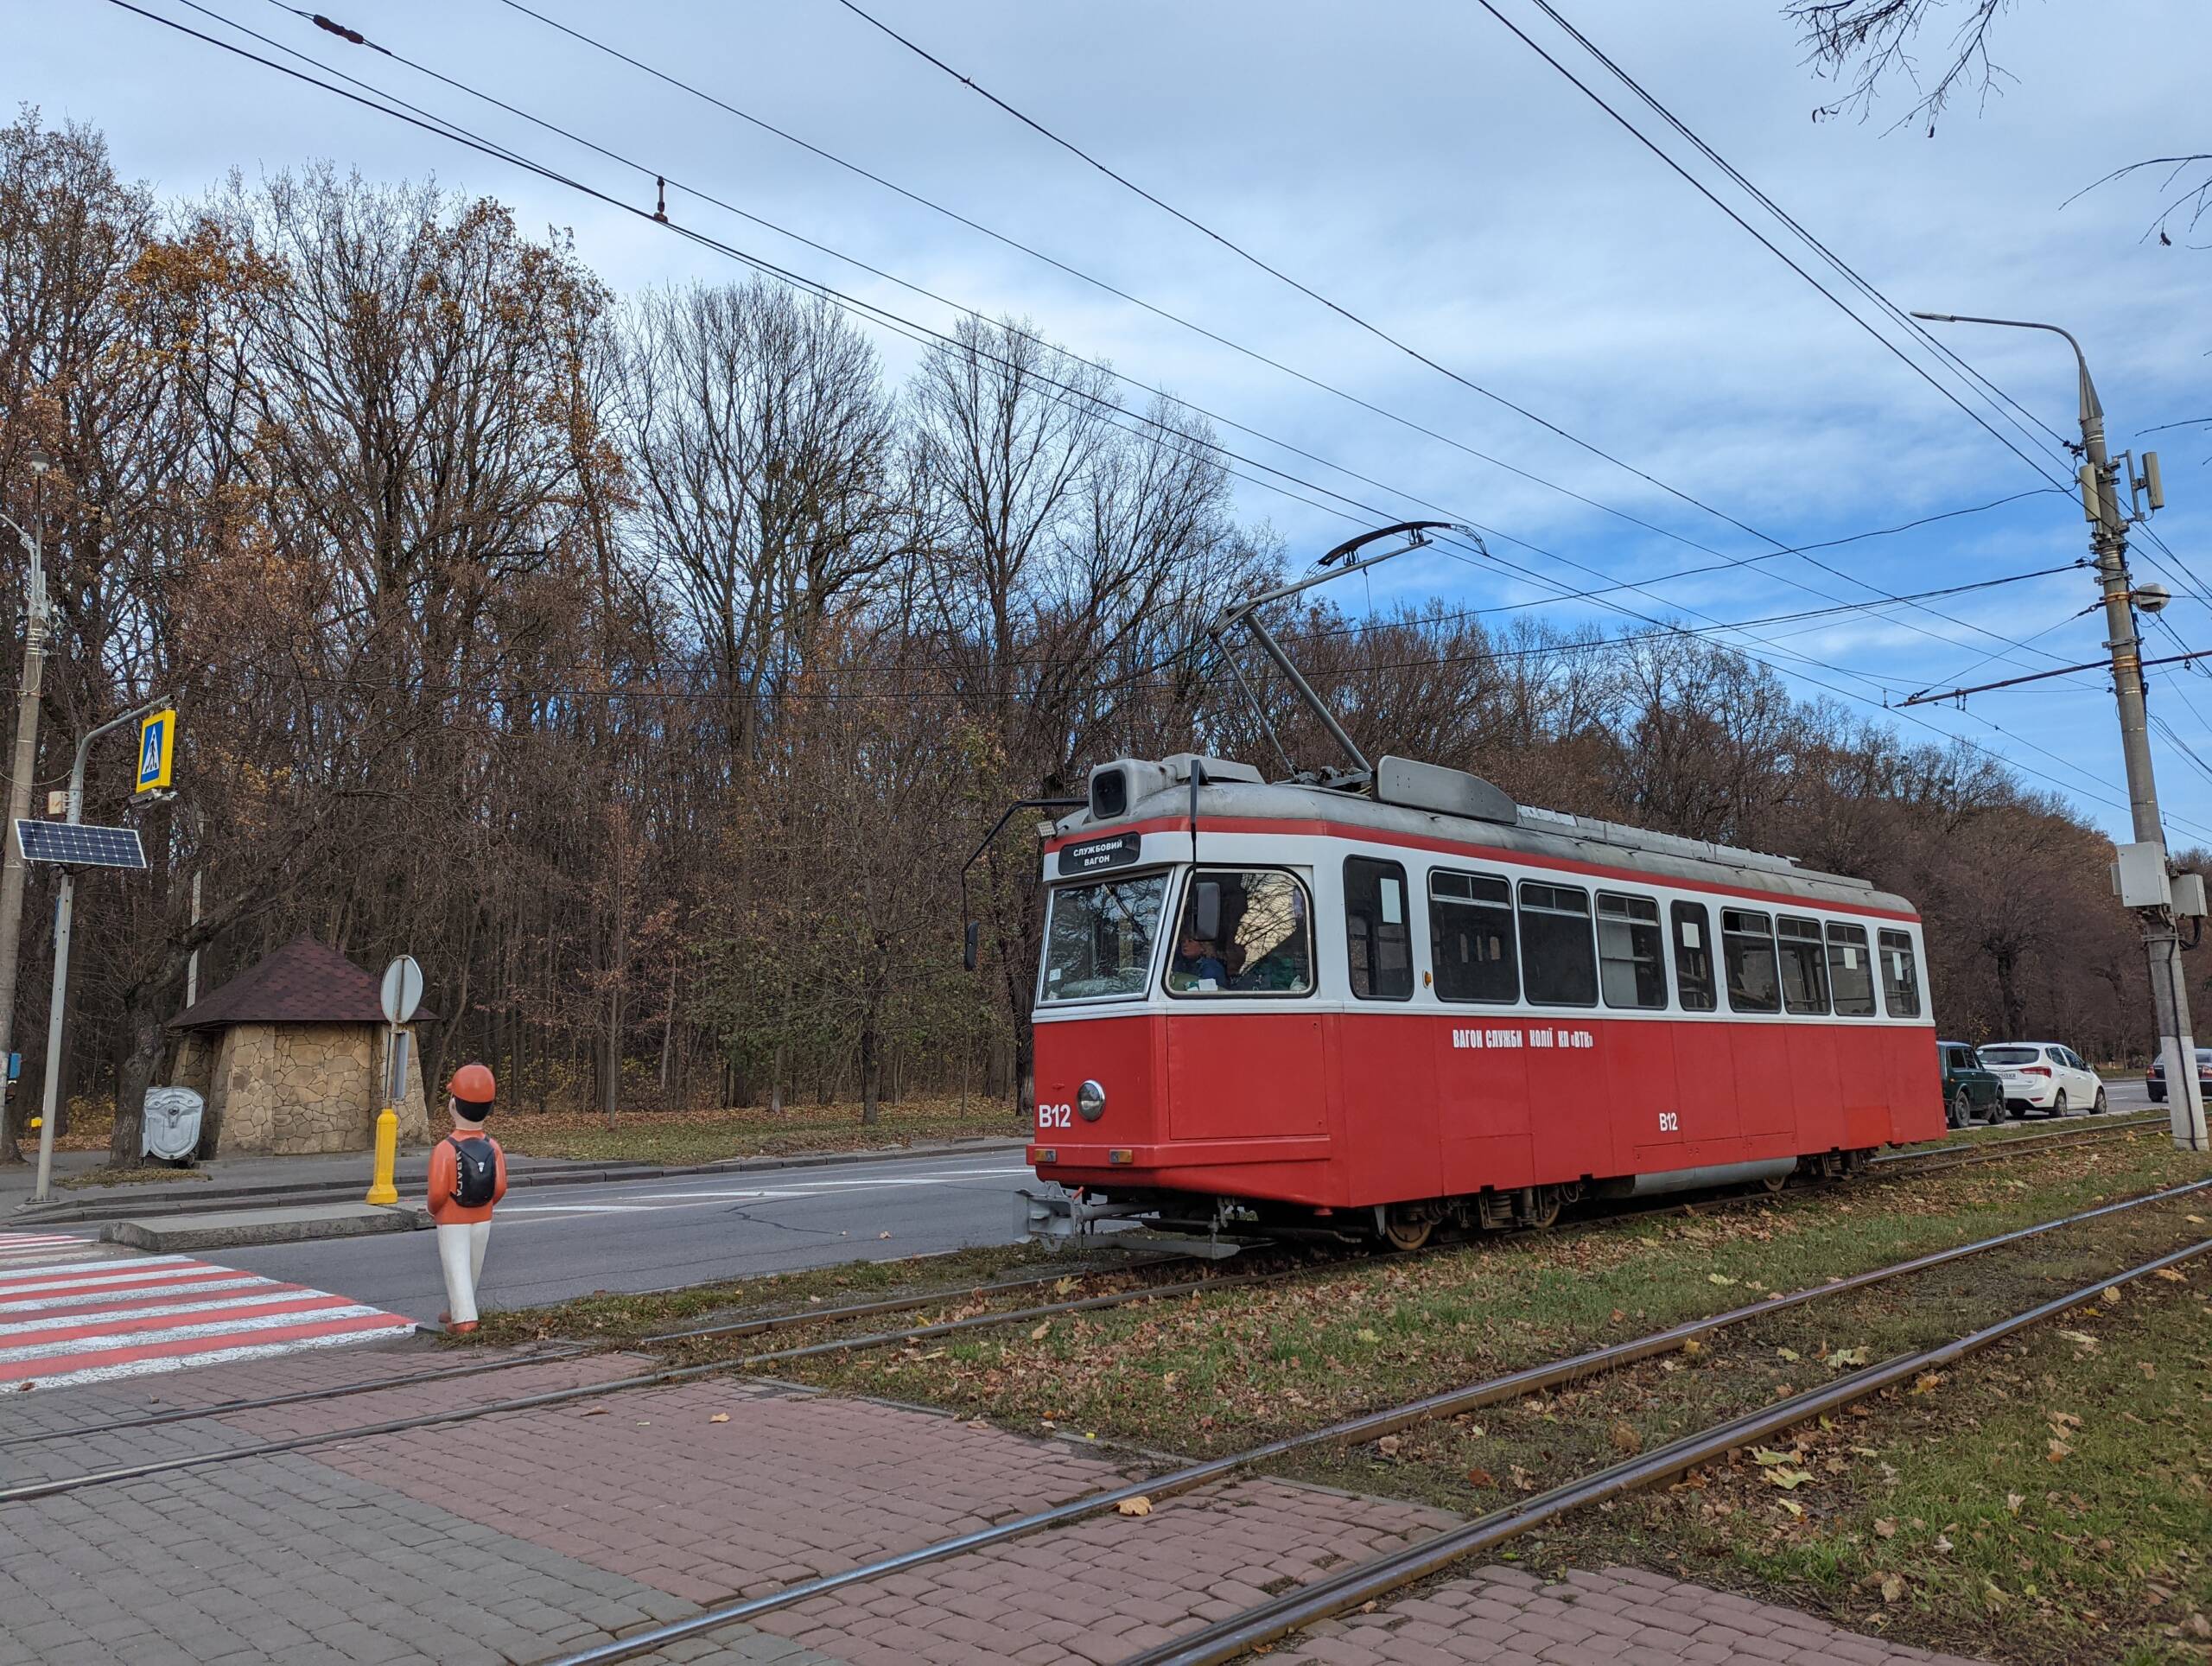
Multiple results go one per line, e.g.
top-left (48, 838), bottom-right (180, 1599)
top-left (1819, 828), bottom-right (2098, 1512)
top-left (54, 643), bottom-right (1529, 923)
top-left (1057, 832), bottom-right (1142, 877)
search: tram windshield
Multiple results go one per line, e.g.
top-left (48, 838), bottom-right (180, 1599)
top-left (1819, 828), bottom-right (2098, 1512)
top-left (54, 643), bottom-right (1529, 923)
top-left (1039, 873), bottom-right (1170, 1003)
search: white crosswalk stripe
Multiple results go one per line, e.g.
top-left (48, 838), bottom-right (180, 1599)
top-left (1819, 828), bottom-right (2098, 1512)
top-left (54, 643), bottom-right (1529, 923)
top-left (0, 1230), bottom-right (414, 1391)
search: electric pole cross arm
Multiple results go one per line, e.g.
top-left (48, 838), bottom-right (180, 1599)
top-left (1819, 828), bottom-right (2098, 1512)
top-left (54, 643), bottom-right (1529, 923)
top-left (1916, 311), bottom-right (2203, 1154)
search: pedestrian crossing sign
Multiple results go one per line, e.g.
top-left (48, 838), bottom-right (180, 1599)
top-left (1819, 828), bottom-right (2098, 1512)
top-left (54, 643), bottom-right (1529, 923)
top-left (136, 709), bottom-right (176, 793)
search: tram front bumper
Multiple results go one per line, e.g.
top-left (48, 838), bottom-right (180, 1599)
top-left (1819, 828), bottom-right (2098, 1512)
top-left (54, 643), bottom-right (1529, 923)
top-left (1016, 1187), bottom-right (1147, 1239)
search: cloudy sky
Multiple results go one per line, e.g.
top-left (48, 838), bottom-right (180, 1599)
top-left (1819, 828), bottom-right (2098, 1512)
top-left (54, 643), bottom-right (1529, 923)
top-left (15, 0), bottom-right (2212, 844)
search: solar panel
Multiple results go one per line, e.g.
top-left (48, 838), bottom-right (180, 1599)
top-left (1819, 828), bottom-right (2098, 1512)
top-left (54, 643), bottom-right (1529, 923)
top-left (14, 821), bottom-right (147, 870)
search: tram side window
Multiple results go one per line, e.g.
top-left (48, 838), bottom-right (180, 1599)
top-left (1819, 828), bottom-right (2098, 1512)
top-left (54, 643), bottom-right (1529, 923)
top-left (1722, 908), bottom-right (1781, 1014)
top-left (1518, 881), bottom-right (1598, 1006)
top-left (1430, 870), bottom-right (1518, 1003)
top-left (1597, 892), bottom-right (1666, 1010)
top-left (1826, 922), bottom-right (1877, 1016)
top-left (1777, 915), bottom-right (1831, 1014)
top-left (1344, 857), bottom-right (1414, 1001)
top-left (1166, 869), bottom-right (1314, 996)
top-left (1670, 901), bottom-right (1717, 1012)
top-left (1878, 928), bottom-right (1923, 1018)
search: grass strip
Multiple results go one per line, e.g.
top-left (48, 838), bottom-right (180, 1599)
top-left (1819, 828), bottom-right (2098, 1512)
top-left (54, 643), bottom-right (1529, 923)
top-left (775, 1137), bottom-right (2209, 1454)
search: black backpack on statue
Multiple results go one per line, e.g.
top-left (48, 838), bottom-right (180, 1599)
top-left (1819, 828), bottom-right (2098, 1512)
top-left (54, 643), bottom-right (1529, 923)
top-left (448, 1136), bottom-right (498, 1207)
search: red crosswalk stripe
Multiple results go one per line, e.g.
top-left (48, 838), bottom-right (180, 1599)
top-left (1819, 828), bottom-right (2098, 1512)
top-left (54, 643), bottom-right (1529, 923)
top-left (0, 1231), bottom-right (414, 1389)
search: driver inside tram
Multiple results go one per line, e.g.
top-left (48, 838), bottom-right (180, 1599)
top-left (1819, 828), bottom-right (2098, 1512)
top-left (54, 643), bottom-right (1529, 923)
top-left (1170, 932), bottom-right (1229, 989)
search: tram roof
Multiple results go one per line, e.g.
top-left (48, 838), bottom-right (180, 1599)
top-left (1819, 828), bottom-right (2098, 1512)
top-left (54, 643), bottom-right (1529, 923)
top-left (1061, 766), bottom-right (1916, 919)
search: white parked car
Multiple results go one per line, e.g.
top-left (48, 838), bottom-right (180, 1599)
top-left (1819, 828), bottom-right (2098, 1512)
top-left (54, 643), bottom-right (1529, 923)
top-left (1975, 1043), bottom-right (2107, 1118)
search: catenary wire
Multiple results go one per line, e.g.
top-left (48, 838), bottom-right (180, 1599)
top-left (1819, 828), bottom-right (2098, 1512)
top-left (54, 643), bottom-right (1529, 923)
top-left (255, 0), bottom-right (2091, 690)
top-left (817, 0), bottom-right (2105, 683)
top-left (1522, 0), bottom-right (2077, 467)
top-left (110, 1), bottom-right (2212, 841)
top-left (833, 0), bottom-right (2075, 500)
top-left (194, 0), bottom-right (2018, 702)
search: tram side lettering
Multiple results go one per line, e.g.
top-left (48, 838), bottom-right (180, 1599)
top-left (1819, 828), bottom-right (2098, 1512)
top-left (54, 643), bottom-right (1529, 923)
top-left (1450, 1026), bottom-right (1594, 1050)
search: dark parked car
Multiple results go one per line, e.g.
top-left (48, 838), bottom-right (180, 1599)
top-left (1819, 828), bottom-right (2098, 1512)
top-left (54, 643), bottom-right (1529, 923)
top-left (1939, 1041), bottom-right (2005, 1128)
top-left (2146, 1048), bottom-right (2212, 1103)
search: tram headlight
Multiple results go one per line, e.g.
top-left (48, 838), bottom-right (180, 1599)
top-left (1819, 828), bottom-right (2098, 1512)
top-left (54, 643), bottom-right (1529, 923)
top-left (1077, 1080), bottom-right (1106, 1122)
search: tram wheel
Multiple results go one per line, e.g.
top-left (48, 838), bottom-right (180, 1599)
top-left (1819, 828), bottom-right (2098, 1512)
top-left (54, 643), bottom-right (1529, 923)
top-left (1520, 1186), bottom-right (1562, 1230)
top-left (1380, 1206), bottom-right (1434, 1252)
top-left (1759, 1171), bottom-right (1789, 1194)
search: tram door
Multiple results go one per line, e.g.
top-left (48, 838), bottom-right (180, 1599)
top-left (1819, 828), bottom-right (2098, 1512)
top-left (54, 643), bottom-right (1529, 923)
top-left (1335, 857), bottom-right (1440, 1200)
top-left (1165, 866), bottom-right (1326, 1143)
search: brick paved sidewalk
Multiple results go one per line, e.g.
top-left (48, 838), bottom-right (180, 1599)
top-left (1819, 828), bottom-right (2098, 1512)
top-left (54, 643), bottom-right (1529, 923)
top-left (0, 1337), bottom-right (1994, 1666)
top-left (1265, 1565), bottom-right (1987, 1666)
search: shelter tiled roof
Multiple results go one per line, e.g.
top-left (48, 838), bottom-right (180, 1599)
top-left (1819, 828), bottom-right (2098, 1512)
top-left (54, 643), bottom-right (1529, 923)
top-left (171, 935), bottom-right (435, 1030)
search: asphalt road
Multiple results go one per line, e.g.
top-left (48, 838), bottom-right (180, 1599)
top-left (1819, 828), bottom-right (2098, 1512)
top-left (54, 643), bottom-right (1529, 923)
top-left (213, 1148), bottom-right (1041, 1324)
top-left (215, 1078), bottom-right (2169, 1326)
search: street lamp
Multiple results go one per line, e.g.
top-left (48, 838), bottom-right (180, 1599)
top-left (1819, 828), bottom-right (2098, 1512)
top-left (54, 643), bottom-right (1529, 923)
top-left (0, 452), bottom-right (52, 1163)
top-left (1913, 311), bottom-right (2205, 1154)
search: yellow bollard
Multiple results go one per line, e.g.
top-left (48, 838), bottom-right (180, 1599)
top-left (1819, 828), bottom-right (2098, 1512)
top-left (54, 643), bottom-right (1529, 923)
top-left (365, 1105), bottom-right (399, 1205)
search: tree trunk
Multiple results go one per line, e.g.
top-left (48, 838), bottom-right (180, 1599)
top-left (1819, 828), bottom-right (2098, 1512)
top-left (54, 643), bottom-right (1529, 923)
top-left (601, 979), bottom-right (622, 1131)
top-left (859, 1012), bottom-right (880, 1127)
top-left (1993, 950), bottom-right (2025, 1040)
top-left (108, 986), bottom-right (168, 1167)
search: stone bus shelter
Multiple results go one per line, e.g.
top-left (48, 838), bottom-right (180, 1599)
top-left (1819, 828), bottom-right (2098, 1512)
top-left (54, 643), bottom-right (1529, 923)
top-left (168, 936), bottom-right (433, 1156)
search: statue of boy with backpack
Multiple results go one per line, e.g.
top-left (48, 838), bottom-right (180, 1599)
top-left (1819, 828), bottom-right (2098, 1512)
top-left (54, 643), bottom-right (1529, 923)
top-left (428, 1064), bottom-right (507, 1334)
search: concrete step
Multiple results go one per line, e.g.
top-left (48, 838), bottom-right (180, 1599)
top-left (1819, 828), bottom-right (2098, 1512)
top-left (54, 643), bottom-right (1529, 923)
top-left (99, 1200), bottom-right (434, 1251)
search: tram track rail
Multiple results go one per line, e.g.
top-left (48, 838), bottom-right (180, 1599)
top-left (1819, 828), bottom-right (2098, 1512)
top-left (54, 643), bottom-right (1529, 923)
top-left (1120, 1228), bottom-right (2212, 1666)
top-left (0, 1345), bottom-right (592, 1452)
top-left (534, 1170), bottom-right (2212, 1664)
top-left (0, 1110), bottom-right (2164, 1465)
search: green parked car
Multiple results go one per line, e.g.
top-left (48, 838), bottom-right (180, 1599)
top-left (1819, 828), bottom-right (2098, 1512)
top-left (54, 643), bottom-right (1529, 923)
top-left (1939, 1040), bottom-right (2005, 1128)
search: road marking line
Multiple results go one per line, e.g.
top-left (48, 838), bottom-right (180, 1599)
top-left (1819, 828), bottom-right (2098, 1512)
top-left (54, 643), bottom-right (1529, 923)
top-left (0, 1256), bottom-right (198, 1291)
top-left (0, 1302), bottom-right (384, 1364)
top-left (0, 1288), bottom-right (342, 1339)
top-left (0, 1276), bottom-right (273, 1314)
top-left (0, 1246), bottom-right (414, 1389)
top-left (8, 1324), bottom-right (418, 1391)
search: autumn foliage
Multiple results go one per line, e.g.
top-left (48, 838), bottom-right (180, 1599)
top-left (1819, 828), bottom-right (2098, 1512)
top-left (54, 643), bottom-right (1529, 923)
top-left (0, 111), bottom-right (2168, 1165)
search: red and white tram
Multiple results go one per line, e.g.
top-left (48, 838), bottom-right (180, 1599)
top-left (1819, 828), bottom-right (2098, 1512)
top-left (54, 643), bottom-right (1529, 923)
top-left (1021, 750), bottom-right (1943, 1249)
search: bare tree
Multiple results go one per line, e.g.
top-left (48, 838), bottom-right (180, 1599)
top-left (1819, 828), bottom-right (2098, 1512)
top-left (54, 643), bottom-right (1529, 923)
top-left (1791, 1), bottom-right (2211, 245)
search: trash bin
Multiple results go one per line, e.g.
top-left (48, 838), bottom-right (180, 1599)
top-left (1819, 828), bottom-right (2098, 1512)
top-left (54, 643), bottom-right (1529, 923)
top-left (142, 1086), bottom-right (205, 1163)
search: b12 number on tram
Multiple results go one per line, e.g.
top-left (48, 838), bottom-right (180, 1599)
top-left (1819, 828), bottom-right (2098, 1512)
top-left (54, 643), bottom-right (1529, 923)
top-left (1038, 1103), bottom-right (1074, 1129)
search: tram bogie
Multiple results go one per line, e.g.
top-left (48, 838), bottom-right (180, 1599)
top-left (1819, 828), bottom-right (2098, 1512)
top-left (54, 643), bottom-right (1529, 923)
top-left (1021, 749), bottom-right (1942, 1245)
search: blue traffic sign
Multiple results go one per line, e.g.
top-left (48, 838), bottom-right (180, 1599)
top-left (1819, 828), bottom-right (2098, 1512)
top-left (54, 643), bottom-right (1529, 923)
top-left (136, 709), bottom-right (175, 793)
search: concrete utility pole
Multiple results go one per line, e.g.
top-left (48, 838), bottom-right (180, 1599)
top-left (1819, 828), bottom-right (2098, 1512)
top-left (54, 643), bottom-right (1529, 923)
top-left (0, 455), bottom-right (52, 1159)
top-left (1916, 312), bottom-right (2206, 1152)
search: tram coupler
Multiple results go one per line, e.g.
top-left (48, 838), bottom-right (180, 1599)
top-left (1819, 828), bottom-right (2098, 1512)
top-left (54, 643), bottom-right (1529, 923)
top-left (1017, 1187), bottom-right (1147, 1243)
